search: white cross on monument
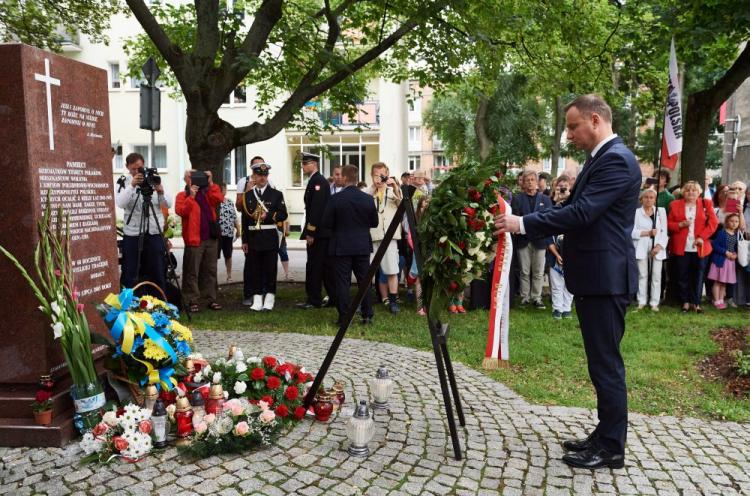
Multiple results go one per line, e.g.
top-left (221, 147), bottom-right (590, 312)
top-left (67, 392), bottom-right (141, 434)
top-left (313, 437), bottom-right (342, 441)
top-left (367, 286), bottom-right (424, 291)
top-left (34, 58), bottom-right (61, 151)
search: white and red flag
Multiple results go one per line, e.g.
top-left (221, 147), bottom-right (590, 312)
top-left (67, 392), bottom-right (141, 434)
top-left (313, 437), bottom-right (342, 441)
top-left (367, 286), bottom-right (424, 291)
top-left (484, 196), bottom-right (513, 369)
top-left (661, 38), bottom-right (683, 170)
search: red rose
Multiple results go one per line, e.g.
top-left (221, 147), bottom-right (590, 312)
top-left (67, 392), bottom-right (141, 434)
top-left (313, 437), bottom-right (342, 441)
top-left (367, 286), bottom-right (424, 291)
top-left (457, 241), bottom-right (466, 250)
top-left (472, 219), bottom-right (485, 231)
top-left (296, 372), bottom-right (312, 384)
top-left (266, 376), bottom-right (281, 390)
top-left (139, 299), bottom-right (148, 309)
top-left (463, 207), bottom-right (476, 218)
top-left (468, 188), bottom-right (481, 201)
top-left (275, 404), bottom-right (289, 418)
top-left (275, 363), bottom-right (293, 376)
top-left (92, 422), bottom-right (110, 437)
top-left (262, 356), bottom-right (277, 368)
top-left (284, 386), bottom-right (299, 400)
top-left (484, 178), bottom-right (493, 187)
top-left (112, 436), bottom-right (129, 452)
top-left (488, 204), bottom-right (499, 215)
top-left (495, 171), bottom-right (503, 178)
top-left (139, 420), bottom-right (152, 434)
top-left (261, 395), bottom-right (274, 406)
top-left (251, 367), bottom-right (265, 381)
top-left (293, 406), bottom-right (306, 420)
top-left (35, 390), bottom-right (51, 403)
top-left (448, 281), bottom-right (459, 291)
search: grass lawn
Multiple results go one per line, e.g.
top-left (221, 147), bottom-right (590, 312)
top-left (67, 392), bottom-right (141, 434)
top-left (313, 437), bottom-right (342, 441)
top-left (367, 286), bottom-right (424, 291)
top-left (186, 283), bottom-right (750, 422)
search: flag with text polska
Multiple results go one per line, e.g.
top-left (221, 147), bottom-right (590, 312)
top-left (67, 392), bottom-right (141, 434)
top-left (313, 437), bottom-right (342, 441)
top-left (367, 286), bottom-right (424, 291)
top-left (661, 39), bottom-right (682, 170)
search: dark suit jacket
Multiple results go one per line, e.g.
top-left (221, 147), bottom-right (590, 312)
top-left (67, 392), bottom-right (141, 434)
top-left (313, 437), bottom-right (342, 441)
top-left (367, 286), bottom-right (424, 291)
top-left (302, 171), bottom-right (331, 240)
top-left (322, 186), bottom-right (378, 256)
top-left (523, 137), bottom-right (641, 296)
top-left (240, 187), bottom-right (287, 251)
top-left (511, 192), bottom-right (553, 249)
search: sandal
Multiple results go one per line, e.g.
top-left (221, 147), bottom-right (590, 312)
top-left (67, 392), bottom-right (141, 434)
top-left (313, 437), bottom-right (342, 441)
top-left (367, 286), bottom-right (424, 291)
top-left (208, 302), bottom-right (222, 310)
top-left (189, 304), bottom-right (200, 313)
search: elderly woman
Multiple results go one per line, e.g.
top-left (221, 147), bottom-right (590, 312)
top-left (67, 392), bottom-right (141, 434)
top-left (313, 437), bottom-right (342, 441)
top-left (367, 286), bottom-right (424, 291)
top-left (667, 181), bottom-right (719, 313)
top-left (734, 182), bottom-right (750, 307)
top-left (632, 189), bottom-right (668, 311)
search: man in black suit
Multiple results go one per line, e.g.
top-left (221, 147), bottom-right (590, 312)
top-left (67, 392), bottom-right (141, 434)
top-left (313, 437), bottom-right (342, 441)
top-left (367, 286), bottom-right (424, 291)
top-left (298, 152), bottom-right (335, 309)
top-left (322, 165), bottom-right (379, 325)
top-left (240, 162), bottom-right (287, 312)
top-left (495, 94), bottom-right (641, 470)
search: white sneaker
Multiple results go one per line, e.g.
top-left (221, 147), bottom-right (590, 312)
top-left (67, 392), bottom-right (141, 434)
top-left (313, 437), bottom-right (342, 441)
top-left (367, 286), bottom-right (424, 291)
top-left (250, 295), bottom-right (263, 312)
top-left (262, 294), bottom-right (275, 311)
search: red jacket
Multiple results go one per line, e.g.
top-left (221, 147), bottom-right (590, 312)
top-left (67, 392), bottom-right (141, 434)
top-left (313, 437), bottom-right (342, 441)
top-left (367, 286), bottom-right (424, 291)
top-left (175, 184), bottom-right (224, 247)
top-left (667, 198), bottom-right (718, 257)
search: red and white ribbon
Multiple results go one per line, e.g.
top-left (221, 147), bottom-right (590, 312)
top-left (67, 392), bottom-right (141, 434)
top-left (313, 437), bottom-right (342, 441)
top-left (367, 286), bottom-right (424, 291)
top-left (484, 198), bottom-right (513, 369)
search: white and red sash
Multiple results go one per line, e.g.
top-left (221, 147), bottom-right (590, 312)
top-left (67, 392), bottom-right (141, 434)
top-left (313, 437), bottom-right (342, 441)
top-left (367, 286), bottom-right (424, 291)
top-left (484, 197), bottom-right (513, 369)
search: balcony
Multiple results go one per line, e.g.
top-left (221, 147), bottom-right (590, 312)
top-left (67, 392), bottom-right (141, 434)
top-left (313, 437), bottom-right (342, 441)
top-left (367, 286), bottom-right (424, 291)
top-left (303, 101), bottom-right (380, 129)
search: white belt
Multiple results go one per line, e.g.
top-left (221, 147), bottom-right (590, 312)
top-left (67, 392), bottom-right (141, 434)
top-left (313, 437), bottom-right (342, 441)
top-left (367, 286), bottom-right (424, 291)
top-left (248, 225), bottom-right (278, 231)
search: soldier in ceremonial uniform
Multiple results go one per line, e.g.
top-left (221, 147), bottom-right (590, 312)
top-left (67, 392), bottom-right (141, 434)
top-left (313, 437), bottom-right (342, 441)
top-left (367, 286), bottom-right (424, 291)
top-left (240, 162), bottom-right (287, 311)
top-left (298, 152), bottom-right (336, 309)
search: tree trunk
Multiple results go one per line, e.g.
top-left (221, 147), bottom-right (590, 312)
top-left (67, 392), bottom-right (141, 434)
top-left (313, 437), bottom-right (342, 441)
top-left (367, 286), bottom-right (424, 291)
top-left (550, 95), bottom-right (563, 177)
top-left (680, 93), bottom-right (714, 184)
top-left (474, 94), bottom-right (493, 163)
top-left (184, 102), bottom-right (235, 183)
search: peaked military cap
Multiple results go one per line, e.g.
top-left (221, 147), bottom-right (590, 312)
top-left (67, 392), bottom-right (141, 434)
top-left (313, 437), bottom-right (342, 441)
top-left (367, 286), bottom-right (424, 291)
top-left (251, 162), bottom-right (271, 175)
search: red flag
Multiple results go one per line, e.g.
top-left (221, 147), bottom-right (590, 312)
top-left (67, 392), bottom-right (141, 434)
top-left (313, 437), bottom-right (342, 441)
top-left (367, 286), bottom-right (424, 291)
top-left (719, 102), bottom-right (727, 125)
top-left (661, 136), bottom-right (678, 170)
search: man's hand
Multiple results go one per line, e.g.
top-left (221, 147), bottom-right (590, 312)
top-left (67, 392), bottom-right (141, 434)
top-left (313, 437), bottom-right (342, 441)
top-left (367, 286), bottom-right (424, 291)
top-left (306, 237), bottom-right (314, 246)
top-left (190, 185), bottom-right (199, 197)
top-left (556, 255), bottom-right (563, 266)
top-left (155, 184), bottom-right (164, 195)
top-left (131, 172), bottom-right (144, 187)
top-left (242, 243), bottom-right (248, 254)
top-left (245, 179), bottom-right (255, 192)
top-left (494, 213), bottom-right (521, 235)
top-left (651, 245), bottom-right (662, 257)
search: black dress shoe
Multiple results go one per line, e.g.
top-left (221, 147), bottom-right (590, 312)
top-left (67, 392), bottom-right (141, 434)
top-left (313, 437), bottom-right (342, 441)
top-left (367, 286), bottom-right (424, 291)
top-left (563, 433), bottom-right (597, 452)
top-left (361, 317), bottom-right (373, 325)
top-left (562, 446), bottom-right (624, 470)
top-left (297, 302), bottom-right (321, 310)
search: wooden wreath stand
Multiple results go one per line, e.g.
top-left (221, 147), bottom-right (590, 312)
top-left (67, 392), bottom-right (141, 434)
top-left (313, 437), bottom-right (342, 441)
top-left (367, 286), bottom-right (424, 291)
top-left (303, 185), bottom-right (466, 460)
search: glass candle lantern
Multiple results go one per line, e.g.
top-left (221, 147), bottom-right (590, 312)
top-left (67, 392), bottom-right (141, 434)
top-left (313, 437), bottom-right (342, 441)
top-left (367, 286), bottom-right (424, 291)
top-left (190, 388), bottom-right (206, 427)
top-left (346, 400), bottom-right (374, 457)
top-left (143, 384), bottom-right (158, 412)
top-left (332, 381), bottom-right (346, 407)
top-left (313, 392), bottom-right (334, 422)
top-left (174, 396), bottom-right (193, 445)
top-left (205, 384), bottom-right (225, 415)
top-left (370, 365), bottom-right (393, 410)
top-left (151, 399), bottom-right (168, 449)
top-left (184, 359), bottom-right (195, 382)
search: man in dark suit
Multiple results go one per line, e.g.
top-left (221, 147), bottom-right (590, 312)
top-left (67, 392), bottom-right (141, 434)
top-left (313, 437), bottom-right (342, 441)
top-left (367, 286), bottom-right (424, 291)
top-left (298, 152), bottom-right (336, 309)
top-left (322, 165), bottom-right (379, 325)
top-left (511, 170), bottom-right (553, 308)
top-left (495, 94), bottom-right (641, 470)
top-left (240, 162), bottom-right (287, 312)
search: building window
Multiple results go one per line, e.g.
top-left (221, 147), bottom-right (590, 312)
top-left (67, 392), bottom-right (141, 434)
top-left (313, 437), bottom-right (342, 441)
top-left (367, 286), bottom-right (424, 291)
top-left (408, 155), bottom-right (420, 171)
top-left (223, 145), bottom-right (247, 186)
top-left (434, 154), bottom-right (450, 168)
top-left (109, 62), bottom-right (121, 89)
top-left (407, 98), bottom-right (422, 122)
top-left (134, 145), bottom-right (167, 169)
top-left (408, 126), bottom-right (421, 152)
top-left (223, 86), bottom-right (247, 107)
top-left (112, 144), bottom-right (123, 170)
top-left (432, 133), bottom-right (444, 150)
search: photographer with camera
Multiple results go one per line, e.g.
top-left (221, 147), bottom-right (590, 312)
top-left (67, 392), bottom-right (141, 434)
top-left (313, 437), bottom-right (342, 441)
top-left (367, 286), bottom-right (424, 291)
top-left (116, 152), bottom-right (171, 294)
top-left (175, 169), bottom-right (224, 313)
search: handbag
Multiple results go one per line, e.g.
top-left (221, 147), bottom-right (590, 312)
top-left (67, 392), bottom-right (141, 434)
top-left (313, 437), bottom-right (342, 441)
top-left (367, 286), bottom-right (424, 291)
top-left (738, 231), bottom-right (749, 267)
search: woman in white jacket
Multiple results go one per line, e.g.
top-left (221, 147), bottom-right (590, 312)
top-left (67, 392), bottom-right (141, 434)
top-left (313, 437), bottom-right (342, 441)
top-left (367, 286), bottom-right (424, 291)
top-left (632, 188), bottom-right (669, 311)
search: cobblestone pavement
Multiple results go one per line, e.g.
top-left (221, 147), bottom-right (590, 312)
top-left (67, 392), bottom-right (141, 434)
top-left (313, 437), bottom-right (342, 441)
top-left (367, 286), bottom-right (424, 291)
top-left (2, 331), bottom-right (750, 496)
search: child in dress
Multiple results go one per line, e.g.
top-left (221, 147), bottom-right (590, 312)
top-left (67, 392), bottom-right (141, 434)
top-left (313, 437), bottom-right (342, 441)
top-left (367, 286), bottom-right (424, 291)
top-left (707, 212), bottom-right (741, 309)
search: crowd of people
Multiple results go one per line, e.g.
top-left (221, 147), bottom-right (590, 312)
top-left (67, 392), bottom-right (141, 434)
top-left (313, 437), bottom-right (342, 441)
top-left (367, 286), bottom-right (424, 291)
top-left (117, 148), bottom-right (750, 322)
top-left (510, 167), bottom-right (750, 317)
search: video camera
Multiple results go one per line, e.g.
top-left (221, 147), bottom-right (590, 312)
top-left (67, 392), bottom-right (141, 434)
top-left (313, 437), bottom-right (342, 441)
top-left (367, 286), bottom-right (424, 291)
top-left (137, 166), bottom-right (161, 196)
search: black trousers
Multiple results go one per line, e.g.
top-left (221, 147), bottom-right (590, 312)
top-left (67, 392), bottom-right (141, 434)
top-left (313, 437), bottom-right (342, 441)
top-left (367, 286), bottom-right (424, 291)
top-left (575, 294), bottom-right (629, 455)
top-left (334, 255), bottom-right (373, 322)
top-left (247, 249), bottom-right (277, 296)
top-left (305, 238), bottom-right (335, 306)
top-left (121, 234), bottom-right (166, 296)
top-left (674, 253), bottom-right (707, 305)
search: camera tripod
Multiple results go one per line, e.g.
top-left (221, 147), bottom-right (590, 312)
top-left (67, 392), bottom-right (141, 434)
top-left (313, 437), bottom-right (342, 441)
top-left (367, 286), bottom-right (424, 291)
top-left (125, 186), bottom-right (183, 313)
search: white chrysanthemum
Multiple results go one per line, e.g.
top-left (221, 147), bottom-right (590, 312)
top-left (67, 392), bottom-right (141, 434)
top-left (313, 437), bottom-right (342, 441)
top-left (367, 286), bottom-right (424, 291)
top-left (121, 430), bottom-right (152, 459)
top-left (102, 410), bottom-right (119, 427)
top-left (233, 381), bottom-right (247, 395)
top-left (80, 432), bottom-right (104, 454)
top-left (235, 361), bottom-right (247, 373)
top-left (212, 372), bottom-right (222, 384)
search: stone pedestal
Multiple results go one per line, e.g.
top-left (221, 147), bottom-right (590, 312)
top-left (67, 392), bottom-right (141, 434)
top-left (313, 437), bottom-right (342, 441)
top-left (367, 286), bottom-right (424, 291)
top-left (0, 44), bottom-right (118, 446)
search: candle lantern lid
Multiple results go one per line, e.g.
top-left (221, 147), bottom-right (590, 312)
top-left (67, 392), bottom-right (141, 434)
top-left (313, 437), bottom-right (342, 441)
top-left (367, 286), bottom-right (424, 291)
top-left (184, 359), bottom-right (195, 372)
top-left (144, 384), bottom-right (158, 399)
top-left (191, 388), bottom-right (205, 406)
top-left (175, 396), bottom-right (192, 412)
top-left (375, 365), bottom-right (389, 379)
top-left (209, 383), bottom-right (224, 399)
top-left (353, 400), bottom-right (370, 419)
top-left (152, 398), bottom-right (167, 416)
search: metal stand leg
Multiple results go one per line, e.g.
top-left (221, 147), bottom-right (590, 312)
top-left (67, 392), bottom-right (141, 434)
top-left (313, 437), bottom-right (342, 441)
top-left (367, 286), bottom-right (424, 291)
top-left (430, 321), bottom-right (463, 460)
top-left (437, 325), bottom-right (465, 427)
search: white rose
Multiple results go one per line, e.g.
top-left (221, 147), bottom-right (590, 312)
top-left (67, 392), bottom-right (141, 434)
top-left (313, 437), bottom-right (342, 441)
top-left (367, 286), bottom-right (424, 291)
top-left (247, 356), bottom-right (260, 364)
top-left (233, 381), bottom-right (247, 395)
top-left (212, 372), bottom-right (222, 384)
top-left (233, 349), bottom-right (245, 362)
top-left (193, 371), bottom-right (203, 383)
top-left (476, 231), bottom-right (486, 242)
top-left (235, 361), bottom-right (247, 373)
top-left (476, 251), bottom-right (487, 263)
top-left (223, 390), bottom-right (229, 400)
top-left (203, 364), bottom-right (212, 374)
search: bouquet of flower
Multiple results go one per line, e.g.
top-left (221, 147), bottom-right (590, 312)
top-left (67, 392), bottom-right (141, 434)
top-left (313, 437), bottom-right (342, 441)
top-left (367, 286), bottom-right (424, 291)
top-left (419, 162), bottom-right (509, 318)
top-left (80, 404), bottom-right (154, 464)
top-left (98, 288), bottom-right (192, 392)
top-left (208, 350), bottom-right (312, 425)
top-left (0, 195), bottom-right (99, 391)
top-left (179, 397), bottom-right (282, 458)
